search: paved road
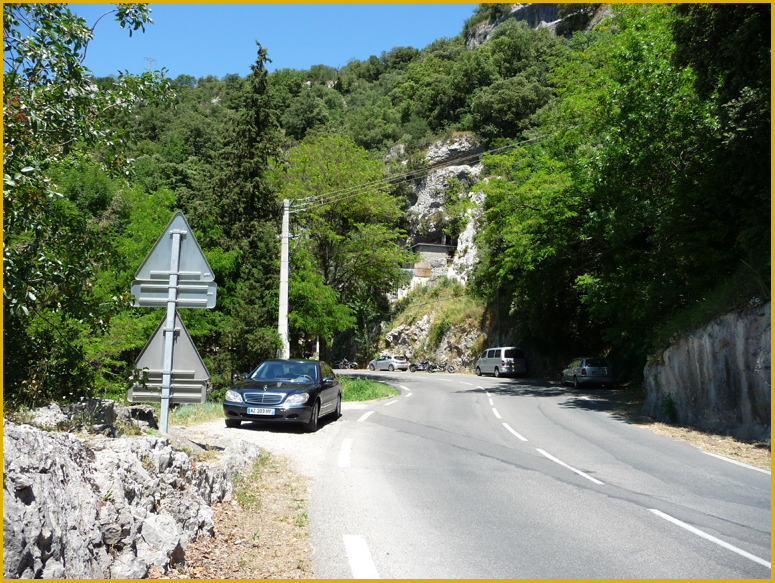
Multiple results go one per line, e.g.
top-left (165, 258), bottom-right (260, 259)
top-left (222, 370), bottom-right (771, 578)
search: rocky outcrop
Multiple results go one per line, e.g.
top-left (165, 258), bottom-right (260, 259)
top-left (404, 134), bottom-right (484, 285)
top-left (3, 407), bottom-right (259, 579)
top-left (466, 3), bottom-right (562, 49)
top-left (642, 302), bottom-right (771, 440)
top-left (383, 314), bottom-right (486, 371)
top-left (446, 189), bottom-right (485, 285)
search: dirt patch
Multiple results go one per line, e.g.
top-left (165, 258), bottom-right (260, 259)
top-left (149, 451), bottom-right (313, 579)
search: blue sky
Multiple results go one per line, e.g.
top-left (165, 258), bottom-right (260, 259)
top-left (70, 3), bottom-right (479, 80)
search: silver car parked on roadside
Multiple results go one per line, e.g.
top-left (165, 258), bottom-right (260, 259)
top-left (561, 357), bottom-right (616, 388)
top-left (368, 354), bottom-right (408, 371)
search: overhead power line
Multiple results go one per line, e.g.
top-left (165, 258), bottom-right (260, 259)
top-left (289, 133), bottom-right (550, 214)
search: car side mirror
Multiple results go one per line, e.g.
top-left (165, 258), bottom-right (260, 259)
top-left (240, 373), bottom-right (249, 380)
top-left (323, 376), bottom-right (335, 384)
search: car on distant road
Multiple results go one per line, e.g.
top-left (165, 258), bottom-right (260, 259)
top-left (561, 357), bottom-right (616, 388)
top-left (475, 347), bottom-right (528, 377)
top-left (223, 359), bottom-right (341, 432)
top-left (368, 354), bottom-right (409, 371)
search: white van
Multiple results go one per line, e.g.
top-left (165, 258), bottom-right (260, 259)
top-left (475, 347), bottom-right (528, 378)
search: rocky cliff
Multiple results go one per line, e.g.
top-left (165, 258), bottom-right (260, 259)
top-left (403, 133), bottom-right (485, 285)
top-left (642, 302), bottom-right (771, 440)
top-left (466, 3), bottom-right (562, 49)
top-left (3, 401), bottom-right (259, 579)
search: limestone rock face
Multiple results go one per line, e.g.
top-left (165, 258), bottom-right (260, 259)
top-left (466, 3), bottom-right (562, 49)
top-left (404, 135), bottom-right (485, 285)
top-left (642, 302), bottom-right (771, 440)
top-left (383, 314), bottom-right (486, 371)
top-left (3, 413), bottom-right (259, 579)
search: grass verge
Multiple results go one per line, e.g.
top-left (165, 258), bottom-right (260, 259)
top-left (341, 376), bottom-right (399, 401)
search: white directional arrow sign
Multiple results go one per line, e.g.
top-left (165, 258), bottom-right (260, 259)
top-left (127, 212), bottom-right (216, 432)
top-left (129, 311), bottom-right (209, 404)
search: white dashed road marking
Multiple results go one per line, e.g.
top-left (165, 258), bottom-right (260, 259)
top-left (343, 535), bottom-right (380, 578)
top-left (357, 411), bottom-right (375, 423)
top-left (383, 400), bottom-right (397, 406)
top-left (338, 438), bottom-right (353, 468)
top-left (503, 423), bottom-right (528, 441)
top-left (649, 509), bottom-right (771, 569)
top-left (536, 448), bottom-right (604, 485)
top-left (405, 392), bottom-right (413, 398)
top-left (460, 382), bottom-right (474, 386)
top-left (399, 385), bottom-right (410, 391)
top-left (492, 408), bottom-right (502, 419)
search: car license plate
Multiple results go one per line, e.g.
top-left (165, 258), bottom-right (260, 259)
top-left (247, 407), bottom-right (274, 416)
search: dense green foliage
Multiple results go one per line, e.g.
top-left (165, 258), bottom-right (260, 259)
top-left (3, 3), bottom-right (769, 409)
top-left (471, 4), bottom-right (770, 372)
top-left (3, 3), bottom-right (173, 407)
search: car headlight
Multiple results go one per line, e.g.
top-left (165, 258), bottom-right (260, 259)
top-left (225, 389), bottom-right (244, 403)
top-left (284, 393), bottom-right (309, 405)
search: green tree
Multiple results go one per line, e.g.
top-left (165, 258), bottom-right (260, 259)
top-left (3, 2), bottom-right (172, 407)
top-left (188, 43), bottom-right (284, 378)
top-left (470, 76), bottom-right (553, 140)
top-left (280, 135), bottom-right (412, 355)
top-left (281, 88), bottom-right (331, 140)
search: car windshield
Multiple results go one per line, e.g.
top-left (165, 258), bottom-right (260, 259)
top-left (585, 358), bottom-right (609, 368)
top-left (250, 361), bottom-right (319, 382)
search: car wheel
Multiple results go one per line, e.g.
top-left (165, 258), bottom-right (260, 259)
top-left (494, 367), bottom-right (500, 378)
top-left (225, 418), bottom-right (241, 428)
top-left (334, 393), bottom-right (342, 419)
top-left (388, 364), bottom-right (394, 371)
top-left (573, 376), bottom-right (580, 389)
top-left (369, 364), bottom-right (375, 371)
top-left (304, 401), bottom-right (320, 433)
top-left (476, 367), bottom-right (482, 376)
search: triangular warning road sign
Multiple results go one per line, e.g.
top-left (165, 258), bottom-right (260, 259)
top-left (134, 212), bottom-right (214, 282)
top-left (134, 311), bottom-right (209, 380)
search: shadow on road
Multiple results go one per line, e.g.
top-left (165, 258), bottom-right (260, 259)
top-left (454, 378), bottom-right (644, 423)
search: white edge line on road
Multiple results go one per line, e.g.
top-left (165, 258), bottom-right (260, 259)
top-left (492, 407), bottom-right (502, 419)
top-left (338, 438), bottom-right (353, 468)
top-left (405, 392), bottom-right (413, 398)
top-left (649, 509), bottom-right (771, 569)
top-left (357, 411), bottom-right (375, 423)
top-left (383, 400), bottom-right (397, 406)
top-left (399, 385), bottom-right (410, 391)
top-left (536, 448), bottom-right (604, 485)
top-left (503, 423), bottom-right (528, 441)
top-left (343, 535), bottom-right (380, 578)
top-left (701, 451), bottom-right (771, 475)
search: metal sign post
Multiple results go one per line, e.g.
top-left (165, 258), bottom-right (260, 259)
top-left (128, 212), bottom-right (216, 433)
top-left (158, 228), bottom-right (182, 433)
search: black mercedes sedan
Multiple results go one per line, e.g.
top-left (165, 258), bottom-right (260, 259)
top-left (223, 359), bottom-right (341, 432)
